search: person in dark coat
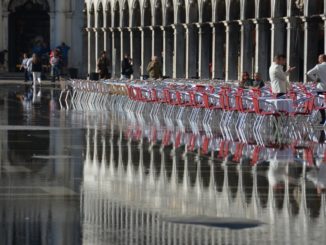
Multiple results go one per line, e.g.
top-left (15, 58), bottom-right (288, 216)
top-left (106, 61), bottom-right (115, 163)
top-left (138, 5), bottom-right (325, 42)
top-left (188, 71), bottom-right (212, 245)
top-left (97, 51), bottom-right (110, 79)
top-left (121, 54), bottom-right (133, 79)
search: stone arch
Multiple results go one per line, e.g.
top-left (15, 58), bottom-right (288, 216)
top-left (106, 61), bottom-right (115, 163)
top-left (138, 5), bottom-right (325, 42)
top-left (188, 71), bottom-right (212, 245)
top-left (154, 0), bottom-right (162, 26)
top-left (113, 0), bottom-right (120, 27)
top-left (188, 0), bottom-right (199, 23)
top-left (165, 0), bottom-right (174, 25)
top-left (305, 0), bottom-right (324, 15)
top-left (132, 0), bottom-right (141, 26)
top-left (273, 0), bottom-right (287, 18)
top-left (177, 0), bottom-right (186, 23)
top-left (215, 0), bottom-right (226, 22)
top-left (258, 0), bottom-right (271, 18)
top-left (201, 0), bottom-right (212, 22)
top-left (228, 0), bottom-right (240, 21)
top-left (97, 2), bottom-right (104, 28)
top-left (106, 1), bottom-right (112, 27)
top-left (143, 0), bottom-right (152, 26)
top-left (242, 0), bottom-right (255, 19)
top-left (122, 0), bottom-right (129, 27)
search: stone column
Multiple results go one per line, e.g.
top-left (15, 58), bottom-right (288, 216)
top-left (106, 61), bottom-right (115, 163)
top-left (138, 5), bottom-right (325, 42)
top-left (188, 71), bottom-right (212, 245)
top-left (185, 24), bottom-right (198, 79)
top-left (224, 21), bottom-right (240, 81)
top-left (173, 24), bottom-right (185, 78)
top-left (120, 27), bottom-right (130, 59)
top-left (141, 27), bottom-right (152, 77)
top-left (2, 11), bottom-right (9, 72)
top-left (285, 17), bottom-right (301, 82)
top-left (87, 28), bottom-right (96, 75)
top-left (254, 19), bottom-right (271, 81)
top-left (239, 20), bottom-right (254, 76)
top-left (211, 23), bottom-right (225, 79)
top-left (198, 23), bottom-right (211, 79)
top-left (270, 18), bottom-right (286, 62)
top-left (130, 28), bottom-right (141, 78)
top-left (303, 17), bottom-right (319, 82)
top-left (151, 26), bottom-right (163, 58)
top-left (324, 16), bottom-right (326, 53)
top-left (112, 28), bottom-right (121, 78)
top-left (95, 28), bottom-right (101, 63)
top-left (162, 26), bottom-right (173, 78)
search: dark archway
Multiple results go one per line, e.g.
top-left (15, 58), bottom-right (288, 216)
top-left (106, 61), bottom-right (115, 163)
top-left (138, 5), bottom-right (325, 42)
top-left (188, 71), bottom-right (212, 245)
top-left (229, 0), bottom-right (240, 20)
top-left (122, 0), bottom-right (130, 27)
top-left (177, 0), bottom-right (186, 23)
top-left (8, 0), bottom-right (50, 71)
top-left (154, 0), bottom-right (162, 26)
top-left (165, 0), bottom-right (174, 25)
top-left (143, 0), bottom-right (152, 26)
top-left (243, 0), bottom-right (255, 19)
top-left (215, 0), bottom-right (226, 21)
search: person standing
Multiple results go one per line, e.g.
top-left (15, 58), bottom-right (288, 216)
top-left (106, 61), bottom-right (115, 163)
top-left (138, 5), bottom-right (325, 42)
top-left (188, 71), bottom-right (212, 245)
top-left (57, 42), bottom-right (70, 73)
top-left (20, 53), bottom-right (30, 82)
top-left (50, 49), bottom-right (61, 82)
top-left (121, 54), bottom-right (133, 79)
top-left (307, 54), bottom-right (326, 124)
top-left (269, 55), bottom-right (295, 97)
top-left (97, 51), bottom-right (110, 79)
top-left (31, 53), bottom-right (42, 86)
top-left (147, 56), bottom-right (162, 79)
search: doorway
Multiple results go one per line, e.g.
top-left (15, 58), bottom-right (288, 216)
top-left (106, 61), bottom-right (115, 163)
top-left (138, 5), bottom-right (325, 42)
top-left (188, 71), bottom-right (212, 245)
top-left (8, 0), bottom-right (50, 72)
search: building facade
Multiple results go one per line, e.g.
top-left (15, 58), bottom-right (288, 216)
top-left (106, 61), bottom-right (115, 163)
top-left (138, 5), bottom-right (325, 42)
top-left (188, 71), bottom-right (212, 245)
top-left (84, 0), bottom-right (326, 81)
top-left (0, 0), bottom-right (85, 74)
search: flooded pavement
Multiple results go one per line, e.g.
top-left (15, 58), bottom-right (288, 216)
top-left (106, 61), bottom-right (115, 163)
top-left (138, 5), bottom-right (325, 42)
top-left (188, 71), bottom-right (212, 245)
top-left (1, 84), bottom-right (326, 244)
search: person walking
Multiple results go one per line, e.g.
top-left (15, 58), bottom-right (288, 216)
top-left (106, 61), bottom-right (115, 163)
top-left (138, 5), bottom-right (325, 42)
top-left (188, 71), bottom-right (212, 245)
top-left (121, 54), bottom-right (133, 79)
top-left (31, 53), bottom-right (42, 86)
top-left (97, 51), bottom-right (110, 79)
top-left (50, 49), bottom-right (61, 82)
top-left (307, 54), bottom-right (326, 124)
top-left (269, 54), bottom-right (295, 97)
top-left (147, 56), bottom-right (162, 79)
top-left (20, 53), bottom-right (30, 82)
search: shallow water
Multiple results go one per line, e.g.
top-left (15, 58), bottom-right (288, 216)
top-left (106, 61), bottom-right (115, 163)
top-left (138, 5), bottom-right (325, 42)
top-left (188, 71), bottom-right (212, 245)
top-left (1, 84), bottom-right (326, 245)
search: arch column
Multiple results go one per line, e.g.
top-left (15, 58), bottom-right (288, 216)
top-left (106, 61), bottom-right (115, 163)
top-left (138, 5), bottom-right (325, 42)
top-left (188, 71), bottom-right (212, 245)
top-left (224, 21), bottom-right (240, 81)
top-left (141, 26), bottom-right (152, 77)
top-left (303, 17), bottom-right (319, 82)
top-left (162, 26), bottom-right (173, 78)
top-left (130, 27), bottom-right (141, 78)
top-left (112, 28), bottom-right (121, 78)
top-left (270, 18), bottom-right (286, 63)
top-left (173, 24), bottom-right (185, 78)
top-left (285, 17), bottom-right (301, 82)
top-left (211, 23), bottom-right (225, 79)
top-left (121, 27), bottom-right (130, 59)
top-left (198, 23), bottom-right (211, 79)
top-left (151, 26), bottom-right (163, 58)
top-left (239, 20), bottom-right (254, 76)
top-left (1, 11), bottom-right (9, 71)
top-left (95, 28), bottom-right (104, 62)
top-left (87, 28), bottom-right (96, 75)
top-left (185, 24), bottom-right (198, 79)
top-left (254, 19), bottom-right (271, 81)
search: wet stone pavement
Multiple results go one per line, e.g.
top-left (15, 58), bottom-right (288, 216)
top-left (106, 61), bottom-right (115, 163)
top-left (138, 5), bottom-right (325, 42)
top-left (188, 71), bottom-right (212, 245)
top-left (0, 84), bottom-right (326, 244)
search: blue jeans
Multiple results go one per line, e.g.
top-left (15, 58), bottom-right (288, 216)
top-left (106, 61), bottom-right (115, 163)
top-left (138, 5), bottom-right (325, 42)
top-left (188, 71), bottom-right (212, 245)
top-left (51, 65), bottom-right (60, 82)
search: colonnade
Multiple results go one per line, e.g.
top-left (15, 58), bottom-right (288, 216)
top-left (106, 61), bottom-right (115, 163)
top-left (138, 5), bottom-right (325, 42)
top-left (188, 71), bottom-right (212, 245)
top-left (84, 0), bottom-right (326, 81)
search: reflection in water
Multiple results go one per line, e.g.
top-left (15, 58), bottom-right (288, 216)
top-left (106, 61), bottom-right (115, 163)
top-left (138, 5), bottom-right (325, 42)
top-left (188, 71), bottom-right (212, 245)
top-left (82, 122), bottom-right (326, 244)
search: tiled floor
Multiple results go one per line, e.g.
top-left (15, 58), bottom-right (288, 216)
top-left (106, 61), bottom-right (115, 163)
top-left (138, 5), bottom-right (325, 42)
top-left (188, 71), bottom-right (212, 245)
top-left (0, 84), bottom-right (325, 244)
